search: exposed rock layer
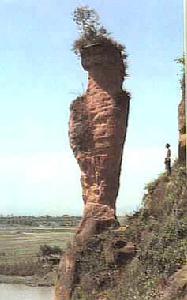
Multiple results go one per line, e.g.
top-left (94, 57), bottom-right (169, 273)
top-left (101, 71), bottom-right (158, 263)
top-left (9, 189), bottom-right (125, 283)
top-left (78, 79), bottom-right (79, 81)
top-left (69, 43), bottom-right (130, 241)
top-left (178, 97), bottom-right (186, 163)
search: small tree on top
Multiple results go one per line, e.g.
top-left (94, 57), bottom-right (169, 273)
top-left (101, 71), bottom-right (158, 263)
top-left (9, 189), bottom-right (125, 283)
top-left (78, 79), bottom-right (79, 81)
top-left (72, 6), bottom-right (111, 55)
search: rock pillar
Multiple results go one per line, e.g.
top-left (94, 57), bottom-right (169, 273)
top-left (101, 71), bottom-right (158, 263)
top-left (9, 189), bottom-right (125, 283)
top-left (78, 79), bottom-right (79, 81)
top-left (69, 43), bottom-right (130, 241)
top-left (55, 42), bottom-right (130, 300)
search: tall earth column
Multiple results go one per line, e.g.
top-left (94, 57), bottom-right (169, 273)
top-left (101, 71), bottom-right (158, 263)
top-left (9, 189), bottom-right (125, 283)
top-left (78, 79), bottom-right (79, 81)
top-left (69, 42), bottom-right (130, 241)
top-left (55, 41), bottom-right (130, 300)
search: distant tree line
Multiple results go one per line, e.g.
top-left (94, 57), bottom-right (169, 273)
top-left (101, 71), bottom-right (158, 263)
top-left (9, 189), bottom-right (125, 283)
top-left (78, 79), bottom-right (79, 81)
top-left (0, 215), bottom-right (81, 227)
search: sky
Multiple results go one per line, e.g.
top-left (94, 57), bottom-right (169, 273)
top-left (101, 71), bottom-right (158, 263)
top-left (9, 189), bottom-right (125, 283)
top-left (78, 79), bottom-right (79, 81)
top-left (0, 0), bottom-right (184, 216)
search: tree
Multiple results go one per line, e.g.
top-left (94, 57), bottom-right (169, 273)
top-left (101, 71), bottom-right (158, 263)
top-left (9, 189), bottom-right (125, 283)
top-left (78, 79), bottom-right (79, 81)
top-left (73, 6), bottom-right (108, 38)
top-left (72, 6), bottom-right (110, 55)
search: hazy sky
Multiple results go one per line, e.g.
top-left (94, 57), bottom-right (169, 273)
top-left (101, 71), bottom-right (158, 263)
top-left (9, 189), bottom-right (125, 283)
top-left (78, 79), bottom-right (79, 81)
top-left (0, 0), bottom-right (184, 216)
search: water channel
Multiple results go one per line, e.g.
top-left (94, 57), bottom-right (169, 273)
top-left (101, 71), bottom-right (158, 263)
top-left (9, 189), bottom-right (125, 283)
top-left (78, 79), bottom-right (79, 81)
top-left (0, 284), bottom-right (54, 300)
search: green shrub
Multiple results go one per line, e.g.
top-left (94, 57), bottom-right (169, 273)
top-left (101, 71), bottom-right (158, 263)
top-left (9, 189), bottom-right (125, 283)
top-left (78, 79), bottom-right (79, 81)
top-left (38, 244), bottom-right (62, 257)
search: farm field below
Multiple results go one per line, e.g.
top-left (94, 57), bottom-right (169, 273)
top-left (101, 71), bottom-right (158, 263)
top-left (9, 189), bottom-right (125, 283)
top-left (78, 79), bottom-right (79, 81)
top-left (0, 226), bottom-right (75, 277)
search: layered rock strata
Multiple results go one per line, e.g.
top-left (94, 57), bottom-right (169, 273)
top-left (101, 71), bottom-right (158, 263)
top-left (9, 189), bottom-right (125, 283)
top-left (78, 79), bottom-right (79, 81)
top-left (69, 43), bottom-right (130, 242)
top-left (55, 42), bottom-right (130, 300)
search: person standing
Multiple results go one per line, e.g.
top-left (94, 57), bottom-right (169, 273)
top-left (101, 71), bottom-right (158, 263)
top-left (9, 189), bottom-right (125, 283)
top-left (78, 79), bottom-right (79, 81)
top-left (165, 143), bottom-right (171, 175)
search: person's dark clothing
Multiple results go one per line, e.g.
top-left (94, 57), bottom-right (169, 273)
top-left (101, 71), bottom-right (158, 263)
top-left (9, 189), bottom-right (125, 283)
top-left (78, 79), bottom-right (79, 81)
top-left (165, 148), bottom-right (171, 175)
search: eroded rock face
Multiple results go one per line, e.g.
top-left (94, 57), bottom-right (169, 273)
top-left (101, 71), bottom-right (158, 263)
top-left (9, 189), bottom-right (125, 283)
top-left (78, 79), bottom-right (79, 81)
top-left (55, 43), bottom-right (130, 300)
top-left (178, 97), bottom-right (186, 164)
top-left (69, 43), bottom-right (130, 241)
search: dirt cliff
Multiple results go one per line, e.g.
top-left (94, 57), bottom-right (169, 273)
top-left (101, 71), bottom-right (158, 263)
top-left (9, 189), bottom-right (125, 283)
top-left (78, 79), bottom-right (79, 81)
top-left (178, 67), bottom-right (186, 164)
top-left (178, 97), bottom-right (186, 164)
top-left (58, 163), bottom-right (186, 300)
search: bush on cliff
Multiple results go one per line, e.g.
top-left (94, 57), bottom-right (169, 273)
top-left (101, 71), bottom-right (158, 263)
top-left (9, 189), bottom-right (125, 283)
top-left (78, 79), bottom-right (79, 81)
top-left (39, 244), bottom-right (62, 257)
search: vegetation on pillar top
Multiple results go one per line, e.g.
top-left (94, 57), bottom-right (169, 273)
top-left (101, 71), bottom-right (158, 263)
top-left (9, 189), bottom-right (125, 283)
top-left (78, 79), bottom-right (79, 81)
top-left (72, 6), bottom-right (126, 58)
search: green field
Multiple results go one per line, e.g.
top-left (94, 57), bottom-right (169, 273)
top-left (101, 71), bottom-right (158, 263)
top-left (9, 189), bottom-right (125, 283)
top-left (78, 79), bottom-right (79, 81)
top-left (0, 226), bottom-right (75, 276)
